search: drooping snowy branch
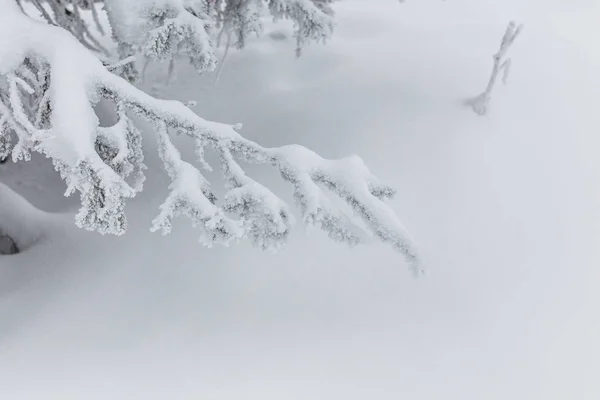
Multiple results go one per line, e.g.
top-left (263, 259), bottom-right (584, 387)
top-left (103, 0), bottom-right (335, 80)
top-left (0, 181), bottom-right (49, 254)
top-left (19, 0), bottom-right (108, 54)
top-left (0, 0), bottom-right (420, 273)
top-left (17, 1), bottom-right (336, 83)
top-left (268, 0), bottom-right (334, 56)
top-left (467, 21), bottom-right (523, 116)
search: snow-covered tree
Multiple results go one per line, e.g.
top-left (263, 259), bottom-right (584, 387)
top-left (0, 0), bottom-right (422, 274)
top-left (18, 0), bottom-right (335, 81)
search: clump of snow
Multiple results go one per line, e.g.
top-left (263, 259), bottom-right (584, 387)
top-left (103, 0), bottom-right (335, 81)
top-left (0, 182), bottom-right (50, 252)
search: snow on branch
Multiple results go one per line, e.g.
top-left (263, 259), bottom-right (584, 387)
top-left (102, 0), bottom-right (335, 81)
top-left (467, 21), bottom-right (523, 116)
top-left (0, 0), bottom-right (420, 274)
top-left (18, 0), bottom-right (108, 54)
top-left (268, 0), bottom-right (335, 56)
top-left (103, 0), bottom-right (218, 82)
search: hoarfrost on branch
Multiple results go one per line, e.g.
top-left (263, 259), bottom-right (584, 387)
top-left (0, 0), bottom-right (421, 274)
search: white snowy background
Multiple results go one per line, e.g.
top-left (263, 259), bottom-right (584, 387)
top-left (1, 0), bottom-right (600, 398)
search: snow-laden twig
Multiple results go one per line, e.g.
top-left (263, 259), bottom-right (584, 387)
top-left (103, 0), bottom-right (335, 81)
top-left (104, 56), bottom-right (137, 72)
top-left (0, 0), bottom-right (420, 273)
top-left (22, 0), bottom-right (109, 55)
top-left (467, 21), bottom-right (523, 116)
top-left (269, 0), bottom-right (335, 56)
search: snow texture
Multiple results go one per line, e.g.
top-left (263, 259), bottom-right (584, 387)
top-left (0, 181), bottom-right (50, 252)
top-left (3, 1), bottom-right (600, 399)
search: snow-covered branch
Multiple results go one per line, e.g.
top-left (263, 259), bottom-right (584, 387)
top-left (0, 0), bottom-right (420, 273)
top-left (468, 21), bottom-right (523, 116)
top-left (103, 0), bottom-right (335, 81)
top-left (16, 1), bottom-right (336, 83)
top-left (19, 0), bottom-right (108, 54)
top-left (268, 0), bottom-right (334, 56)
